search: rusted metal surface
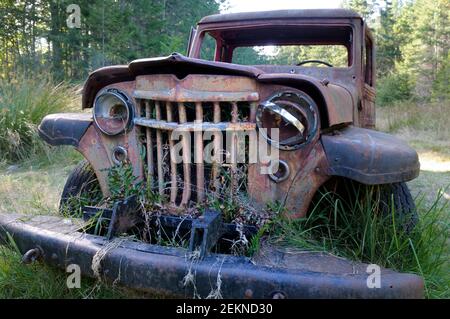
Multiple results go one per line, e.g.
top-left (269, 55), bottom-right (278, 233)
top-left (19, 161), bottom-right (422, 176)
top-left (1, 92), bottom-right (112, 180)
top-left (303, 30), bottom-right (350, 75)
top-left (106, 195), bottom-right (140, 240)
top-left (361, 84), bottom-right (376, 129)
top-left (195, 102), bottom-right (205, 201)
top-left (75, 122), bottom-right (144, 197)
top-left (166, 102), bottom-right (178, 204)
top-left (321, 126), bottom-right (420, 184)
top-left (230, 102), bottom-right (239, 195)
top-left (155, 101), bottom-right (164, 195)
top-left (144, 101), bottom-right (154, 183)
top-left (0, 213), bottom-right (87, 234)
top-left (248, 126), bottom-right (329, 218)
top-left (257, 73), bottom-right (353, 127)
top-left (134, 74), bottom-right (260, 102)
top-left (127, 74), bottom-right (357, 214)
top-left (0, 213), bottom-right (425, 299)
top-left (75, 126), bottom-right (112, 195)
top-left (133, 74), bottom-right (261, 208)
top-left (178, 102), bottom-right (192, 206)
top-left (81, 56), bottom-right (262, 109)
top-left (133, 118), bottom-right (255, 131)
top-left (134, 88), bottom-right (259, 102)
top-left (83, 58), bottom-right (358, 129)
top-left (211, 101), bottom-right (221, 191)
top-left (38, 113), bottom-right (92, 147)
top-left (197, 9), bottom-right (363, 24)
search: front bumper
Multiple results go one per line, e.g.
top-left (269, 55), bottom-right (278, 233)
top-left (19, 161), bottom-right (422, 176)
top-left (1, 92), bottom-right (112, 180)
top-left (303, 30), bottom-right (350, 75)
top-left (0, 213), bottom-right (424, 299)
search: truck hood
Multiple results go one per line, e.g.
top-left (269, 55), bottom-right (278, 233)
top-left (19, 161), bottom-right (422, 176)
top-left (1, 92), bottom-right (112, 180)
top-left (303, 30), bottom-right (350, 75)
top-left (82, 53), bottom-right (261, 109)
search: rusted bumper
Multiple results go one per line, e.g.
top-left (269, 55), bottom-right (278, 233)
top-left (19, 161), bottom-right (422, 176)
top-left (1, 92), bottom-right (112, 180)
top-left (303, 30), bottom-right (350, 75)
top-left (0, 214), bottom-right (424, 299)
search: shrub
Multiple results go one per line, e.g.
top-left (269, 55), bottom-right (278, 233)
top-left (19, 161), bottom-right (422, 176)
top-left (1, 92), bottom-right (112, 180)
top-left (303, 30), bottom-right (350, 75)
top-left (0, 75), bottom-right (79, 162)
top-left (377, 72), bottom-right (413, 106)
top-left (431, 60), bottom-right (450, 101)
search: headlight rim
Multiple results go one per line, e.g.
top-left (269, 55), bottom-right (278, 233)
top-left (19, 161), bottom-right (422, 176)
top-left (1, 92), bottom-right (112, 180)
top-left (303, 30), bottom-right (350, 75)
top-left (256, 90), bottom-right (319, 151)
top-left (93, 89), bottom-right (134, 136)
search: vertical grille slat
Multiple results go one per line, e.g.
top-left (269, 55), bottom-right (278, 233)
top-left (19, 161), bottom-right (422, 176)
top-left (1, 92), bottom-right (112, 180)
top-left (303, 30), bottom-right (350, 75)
top-left (250, 102), bottom-right (258, 122)
top-left (144, 101), bottom-right (154, 185)
top-left (178, 102), bottom-right (191, 206)
top-left (155, 101), bottom-right (164, 195)
top-left (195, 102), bottom-right (205, 202)
top-left (209, 102), bottom-right (222, 192)
top-left (230, 102), bottom-right (239, 195)
top-left (166, 103), bottom-right (178, 204)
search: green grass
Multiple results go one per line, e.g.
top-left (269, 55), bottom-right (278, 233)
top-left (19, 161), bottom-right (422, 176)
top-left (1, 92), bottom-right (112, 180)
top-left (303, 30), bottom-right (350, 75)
top-left (0, 148), bottom-right (82, 215)
top-left (270, 185), bottom-right (449, 298)
top-left (0, 243), bottom-right (133, 299)
top-left (0, 75), bottom-right (79, 162)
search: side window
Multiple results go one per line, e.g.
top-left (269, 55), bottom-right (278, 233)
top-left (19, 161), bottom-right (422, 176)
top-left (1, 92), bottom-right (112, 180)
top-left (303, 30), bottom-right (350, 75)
top-left (364, 35), bottom-right (373, 86)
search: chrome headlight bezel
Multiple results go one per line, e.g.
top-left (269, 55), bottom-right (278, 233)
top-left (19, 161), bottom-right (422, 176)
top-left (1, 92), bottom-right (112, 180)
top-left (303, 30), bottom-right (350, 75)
top-left (256, 91), bottom-right (319, 150)
top-left (93, 89), bottom-right (134, 136)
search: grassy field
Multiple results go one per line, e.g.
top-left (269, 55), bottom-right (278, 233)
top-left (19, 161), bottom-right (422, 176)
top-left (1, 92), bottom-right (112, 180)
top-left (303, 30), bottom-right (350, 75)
top-left (377, 102), bottom-right (450, 206)
top-left (0, 96), bottom-right (448, 298)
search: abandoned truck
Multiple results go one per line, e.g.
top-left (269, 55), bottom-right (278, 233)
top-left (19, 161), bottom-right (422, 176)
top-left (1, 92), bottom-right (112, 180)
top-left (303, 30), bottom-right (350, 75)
top-left (0, 9), bottom-right (424, 298)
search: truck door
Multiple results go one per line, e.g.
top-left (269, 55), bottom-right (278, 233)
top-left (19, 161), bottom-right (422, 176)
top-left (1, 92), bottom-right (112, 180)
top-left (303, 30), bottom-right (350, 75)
top-left (360, 30), bottom-right (376, 129)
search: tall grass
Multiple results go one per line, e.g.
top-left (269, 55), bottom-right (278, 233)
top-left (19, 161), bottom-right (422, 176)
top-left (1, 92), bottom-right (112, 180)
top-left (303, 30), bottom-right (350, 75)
top-left (0, 243), bottom-right (130, 299)
top-left (0, 75), bottom-right (79, 162)
top-left (377, 101), bottom-right (450, 140)
top-left (271, 185), bottom-right (449, 298)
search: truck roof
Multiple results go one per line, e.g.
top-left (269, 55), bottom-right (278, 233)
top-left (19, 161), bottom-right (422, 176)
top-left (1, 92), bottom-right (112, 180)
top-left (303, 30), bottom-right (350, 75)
top-left (198, 9), bottom-right (362, 25)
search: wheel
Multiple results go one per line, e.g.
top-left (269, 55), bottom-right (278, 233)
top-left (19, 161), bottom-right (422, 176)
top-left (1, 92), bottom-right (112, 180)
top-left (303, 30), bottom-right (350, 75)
top-left (59, 160), bottom-right (102, 216)
top-left (378, 182), bottom-right (418, 233)
top-left (310, 179), bottom-right (418, 233)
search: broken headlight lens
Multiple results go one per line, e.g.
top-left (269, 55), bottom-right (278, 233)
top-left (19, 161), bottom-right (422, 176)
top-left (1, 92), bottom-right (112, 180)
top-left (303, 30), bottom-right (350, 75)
top-left (93, 90), bottom-right (133, 136)
top-left (256, 91), bottom-right (319, 150)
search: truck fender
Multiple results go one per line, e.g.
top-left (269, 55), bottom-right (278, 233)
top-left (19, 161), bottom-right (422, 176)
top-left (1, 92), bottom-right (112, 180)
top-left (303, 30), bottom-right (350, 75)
top-left (38, 113), bottom-right (92, 147)
top-left (321, 126), bottom-right (420, 185)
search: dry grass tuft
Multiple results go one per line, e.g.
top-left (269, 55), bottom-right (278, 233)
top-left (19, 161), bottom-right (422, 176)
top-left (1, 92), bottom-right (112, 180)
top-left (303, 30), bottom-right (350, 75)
top-left (377, 101), bottom-right (450, 155)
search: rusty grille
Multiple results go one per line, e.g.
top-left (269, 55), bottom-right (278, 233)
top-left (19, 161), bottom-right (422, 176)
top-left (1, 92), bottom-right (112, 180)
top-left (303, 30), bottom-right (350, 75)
top-left (135, 99), bottom-right (258, 208)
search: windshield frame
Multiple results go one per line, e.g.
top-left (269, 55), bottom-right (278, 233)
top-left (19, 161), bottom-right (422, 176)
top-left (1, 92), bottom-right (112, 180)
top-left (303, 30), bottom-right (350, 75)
top-left (190, 20), bottom-right (357, 69)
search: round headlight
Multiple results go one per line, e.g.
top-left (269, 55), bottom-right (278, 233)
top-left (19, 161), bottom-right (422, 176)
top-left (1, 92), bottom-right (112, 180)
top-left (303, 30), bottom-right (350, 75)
top-left (256, 91), bottom-right (319, 150)
top-left (93, 90), bottom-right (133, 136)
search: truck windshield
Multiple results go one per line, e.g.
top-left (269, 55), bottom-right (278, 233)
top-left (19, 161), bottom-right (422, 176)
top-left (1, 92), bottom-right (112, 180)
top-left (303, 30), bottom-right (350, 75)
top-left (198, 25), bottom-right (353, 67)
top-left (232, 45), bottom-right (348, 67)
